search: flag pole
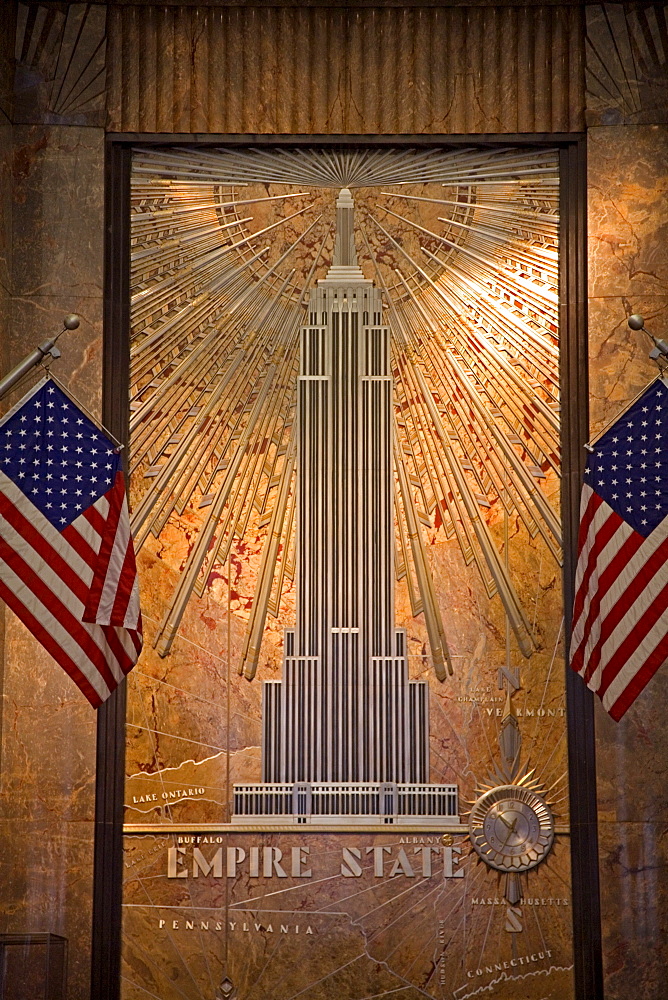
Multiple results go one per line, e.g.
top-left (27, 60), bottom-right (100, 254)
top-left (0, 314), bottom-right (80, 401)
top-left (585, 314), bottom-right (668, 451)
top-left (0, 314), bottom-right (124, 451)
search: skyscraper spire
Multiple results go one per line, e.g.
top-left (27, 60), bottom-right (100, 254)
top-left (333, 188), bottom-right (356, 266)
top-left (325, 188), bottom-right (366, 283)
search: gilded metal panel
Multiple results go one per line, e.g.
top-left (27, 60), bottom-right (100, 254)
top-left (119, 144), bottom-right (575, 998)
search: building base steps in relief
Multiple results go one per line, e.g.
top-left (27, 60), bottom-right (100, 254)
top-left (233, 781), bottom-right (460, 825)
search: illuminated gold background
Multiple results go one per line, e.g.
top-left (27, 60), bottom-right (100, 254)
top-left (122, 148), bottom-right (571, 998)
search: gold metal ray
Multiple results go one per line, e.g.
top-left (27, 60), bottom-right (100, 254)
top-left (129, 146), bottom-right (561, 675)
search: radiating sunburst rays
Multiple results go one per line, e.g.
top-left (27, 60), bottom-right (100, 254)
top-left (14, 2), bottom-right (107, 122)
top-left (128, 146), bottom-right (561, 680)
top-left (585, 2), bottom-right (668, 123)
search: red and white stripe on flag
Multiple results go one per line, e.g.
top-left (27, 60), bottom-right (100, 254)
top-left (0, 469), bottom-right (142, 707)
top-left (570, 482), bottom-right (668, 720)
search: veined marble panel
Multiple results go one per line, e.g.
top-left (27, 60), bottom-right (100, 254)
top-left (0, 120), bottom-right (103, 1000)
top-left (588, 120), bottom-right (668, 1000)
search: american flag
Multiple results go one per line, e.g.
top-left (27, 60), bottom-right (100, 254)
top-left (570, 377), bottom-right (668, 720)
top-left (0, 378), bottom-right (142, 707)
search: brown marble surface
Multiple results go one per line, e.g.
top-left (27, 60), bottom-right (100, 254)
top-left (588, 126), bottom-right (668, 301)
top-left (587, 294), bottom-right (668, 435)
top-left (0, 119), bottom-right (104, 1000)
top-left (11, 125), bottom-right (104, 300)
top-left (0, 115), bottom-right (11, 303)
top-left (0, 7), bottom-right (14, 127)
top-left (0, 817), bottom-right (95, 1000)
top-left (0, 19), bottom-right (11, 819)
top-left (0, 618), bottom-right (97, 823)
top-left (6, 125), bottom-right (104, 406)
top-left (597, 819), bottom-right (668, 999)
top-left (588, 122), bottom-right (668, 1000)
top-left (595, 661), bottom-right (668, 825)
top-left (122, 830), bottom-right (575, 1000)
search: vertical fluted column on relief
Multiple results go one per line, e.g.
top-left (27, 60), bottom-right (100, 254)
top-left (329, 301), bottom-right (358, 638)
top-left (296, 331), bottom-right (328, 658)
top-left (261, 681), bottom-right (279, 782)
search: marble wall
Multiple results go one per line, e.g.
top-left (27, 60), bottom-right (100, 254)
top-left (0, 6), bottom-right (106, 997)
top-left (585, 5), bottom-right (668, 997)
top-left (0, 2), bottom-right (14, 798)
top-left (0, 126), bottom-right (103, 999)
top-left (587, 123), bottom-right (668, 1000)
top-left (106, 2), bottom-right (584, 134)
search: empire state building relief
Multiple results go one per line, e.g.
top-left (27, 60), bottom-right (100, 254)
top-left (121, 145), bottom-right (574, 1000)
top-left (234, 188), bottom-right (458, 825)
top-left (124, 146), bottom-right (563, 833)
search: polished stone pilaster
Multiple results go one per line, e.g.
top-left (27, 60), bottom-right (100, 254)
top-left (585, 8), bottom-right (668, 989)
top-left (0, 122), bottom-right (104, 1000)
top-left (0, 6), bottom-right (107, 994)
top-left (587, 120), bottom-right (668, 1000)
top-left (0, 2), bottom-right (14, 790)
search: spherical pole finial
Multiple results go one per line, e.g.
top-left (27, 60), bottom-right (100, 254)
top-left (628, 314), bottom-right (645, 331)
top-left (63, 313), bottom-right (80, 330)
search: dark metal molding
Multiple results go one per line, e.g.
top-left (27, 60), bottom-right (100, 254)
top-left (109, 131), bottom-right (583, 146)
top-left (560, 138), bottom-right (605, 1000)
top-left (92, 142), bottom-right (132, 1000)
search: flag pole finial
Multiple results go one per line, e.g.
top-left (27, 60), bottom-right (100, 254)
top-left (628, 313), bottom-right (668, 366)
top-left (0, 314), bottom-right (81, 400)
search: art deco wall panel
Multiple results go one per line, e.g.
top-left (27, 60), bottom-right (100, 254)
top-left (106, 4), bottom-right (585, 134)
top-left (2, 4), bottom-right (666, 1000)
top-left (121, 143), bottom-right (573, 1000)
